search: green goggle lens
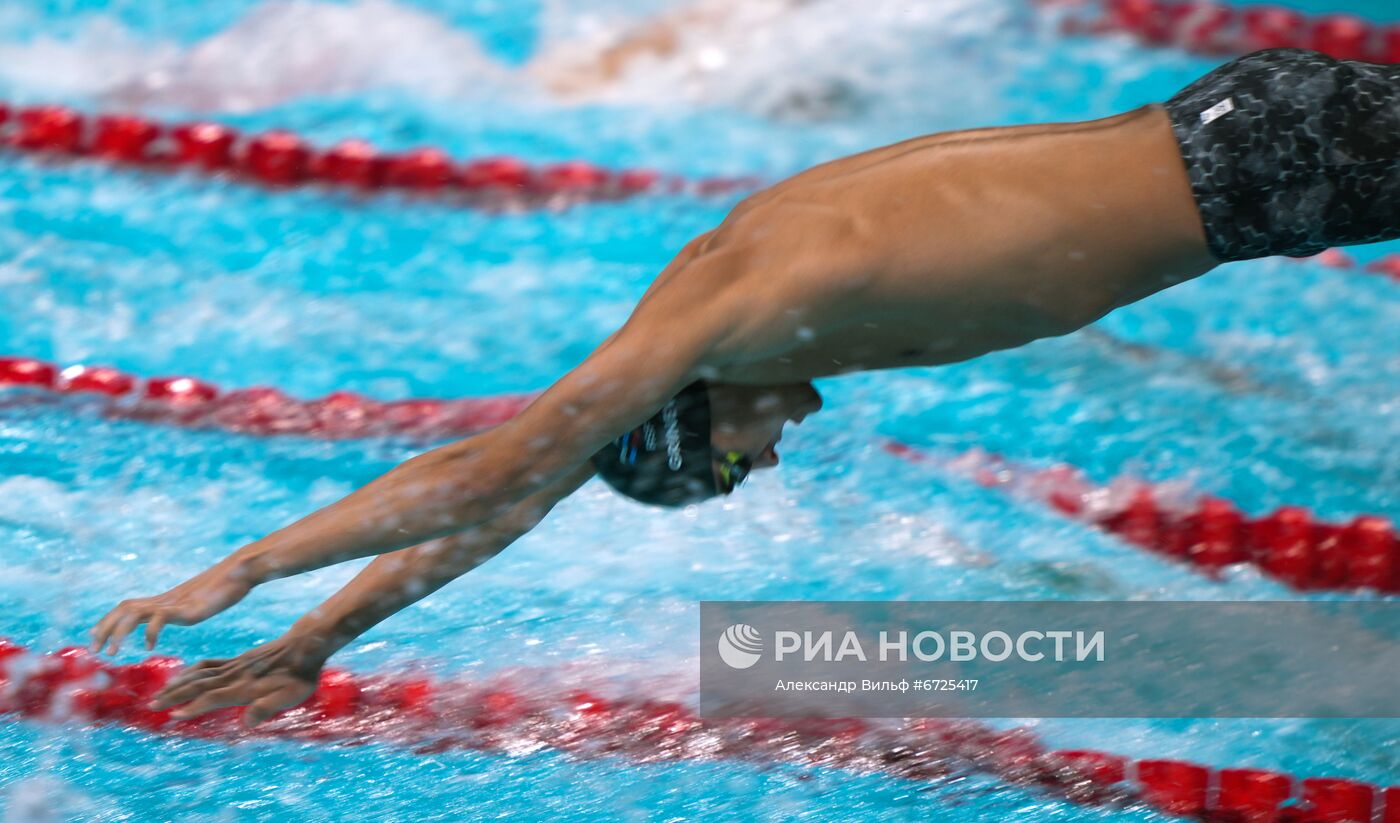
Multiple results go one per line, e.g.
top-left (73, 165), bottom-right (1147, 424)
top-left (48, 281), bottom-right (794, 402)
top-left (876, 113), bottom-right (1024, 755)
top-left (717, 451), bottom-right (753, 494)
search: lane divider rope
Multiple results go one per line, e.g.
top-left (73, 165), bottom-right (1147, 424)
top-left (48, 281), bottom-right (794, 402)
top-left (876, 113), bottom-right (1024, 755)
top-left (0, 102), bottom-right (760, 206)
top-left (1293, 248), bottom-right (1400, 284)
top-left (0, 355), bottom-right (532, 439)
top-left (2, 104), bottom-right (1395, 282)
top-left (883, 442), bottom-right (1398, 596)
top-left (1, 640), bottom-right (1395, 822)
top-left (1, 355), bottom-right (1393, 597)
top-left (0, 7), bottom-right (1396, 220)
top-left (1050, 0), bottom-right (1400, 64)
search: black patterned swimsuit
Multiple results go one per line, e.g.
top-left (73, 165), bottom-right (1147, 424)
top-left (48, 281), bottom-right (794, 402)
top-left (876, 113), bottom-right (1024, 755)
top-left (1165, 48), bottom-right (1400, 262)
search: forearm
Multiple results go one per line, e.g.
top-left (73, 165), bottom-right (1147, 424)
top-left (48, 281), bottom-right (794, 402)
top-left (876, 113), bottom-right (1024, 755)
top-left (232, 430), bottom-right (530, 584)
top-left (218, 285), bottom-right (711, 588)
top-left (280, 538), bottom-right (497, 661)
top-left (276, 466), bottom-right (592, 658)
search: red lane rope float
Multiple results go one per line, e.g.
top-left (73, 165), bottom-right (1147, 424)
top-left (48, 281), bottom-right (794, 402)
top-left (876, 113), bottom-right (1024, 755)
top-left (0, 356), bottom-right (532, 440)
top-left (883, 443), bottom-right (1399, 595)
top-left (1053, 0), bottom-right (1400, 63)
top-left (3, 641), bottom-right (1395, 821)
top-left (1293, 248), bottom-right (1400, 285)
top-left (0, 103), bottom-right (760, 206)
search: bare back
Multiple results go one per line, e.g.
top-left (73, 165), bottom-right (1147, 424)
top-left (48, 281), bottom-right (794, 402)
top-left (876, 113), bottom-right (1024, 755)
top-left (691, 106), bottom-right (1217, 384)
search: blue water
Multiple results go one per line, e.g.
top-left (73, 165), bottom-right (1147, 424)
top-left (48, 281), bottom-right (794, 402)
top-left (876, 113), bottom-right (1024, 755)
top-left (1235, 0), bottom-right (1400, 22)
top-left (0, 1), bottom-right (1397, 820)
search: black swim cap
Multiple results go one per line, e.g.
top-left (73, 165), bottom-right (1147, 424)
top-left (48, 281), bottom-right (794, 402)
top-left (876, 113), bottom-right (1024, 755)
top-left (591, 381), bottom-right (718, 507)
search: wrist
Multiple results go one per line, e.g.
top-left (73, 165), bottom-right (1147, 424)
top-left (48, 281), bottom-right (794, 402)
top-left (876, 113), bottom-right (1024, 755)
top-left (286, 600), bottom-right (372, 660)
top-left (229, 541), bottom-right (279, 587)
top-left (281, 619), bottom-right (344, 664)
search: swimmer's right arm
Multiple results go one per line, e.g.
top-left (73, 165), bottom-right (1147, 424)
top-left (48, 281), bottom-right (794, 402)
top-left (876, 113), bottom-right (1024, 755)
top-left (89, 465), bottom-right (592, 657)
top-left (280, 463), bottom-right (593, 660)
top-left (201, 266), bottom-right (732, 586)
top-left (141, 467), bottom-right (592, 726)
top-left (91, 264), bottom-right (733, 655)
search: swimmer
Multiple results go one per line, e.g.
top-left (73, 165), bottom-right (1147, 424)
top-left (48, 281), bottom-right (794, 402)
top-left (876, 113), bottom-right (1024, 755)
top-left (528, 0), bottom-right (823, 102)
top-left (91, 49), bottom-right (1400, 726)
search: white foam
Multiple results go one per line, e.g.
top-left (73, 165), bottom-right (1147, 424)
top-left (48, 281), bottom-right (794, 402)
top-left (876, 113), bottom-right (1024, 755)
top-left (0, 0), bottom-right (519, 112)
top-left (0, 0), bottom-right (1023, 122)
top-left (1, 775), bottom-right (93, 823)
top-left (532, 0), bottom-right (1018, 122)
top-left (0, 17), bottom-right (179, 101)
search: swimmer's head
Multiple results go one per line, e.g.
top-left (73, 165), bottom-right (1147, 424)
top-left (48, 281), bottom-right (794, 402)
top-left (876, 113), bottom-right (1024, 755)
top-left (591, 381), bottom-right (822, 507)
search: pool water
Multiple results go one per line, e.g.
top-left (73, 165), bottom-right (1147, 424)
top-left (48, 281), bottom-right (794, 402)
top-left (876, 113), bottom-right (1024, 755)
top-left (0, 0), bottom-right (1397, 820)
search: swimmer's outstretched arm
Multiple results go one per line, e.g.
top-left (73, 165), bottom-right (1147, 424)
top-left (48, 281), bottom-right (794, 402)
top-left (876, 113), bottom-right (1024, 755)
top-left (142, 466), bottom-right (592, 727)
top-left (92, 260), bottom-right (730, 655)
top-left (226, 305), bottom-right (719, 578)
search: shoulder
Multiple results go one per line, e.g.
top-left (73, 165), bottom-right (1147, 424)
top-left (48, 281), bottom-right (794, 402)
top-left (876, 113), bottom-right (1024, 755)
top-left (657, 209), bottom-right (874, 365)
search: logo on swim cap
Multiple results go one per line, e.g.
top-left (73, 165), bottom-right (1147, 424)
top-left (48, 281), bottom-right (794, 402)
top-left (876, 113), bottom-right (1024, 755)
top-left (662, 401), bottom-right (683, 470)
top-left (718, 623), bottom-right (763, 669)
top-left (589, 382), bottom-right (717, 508)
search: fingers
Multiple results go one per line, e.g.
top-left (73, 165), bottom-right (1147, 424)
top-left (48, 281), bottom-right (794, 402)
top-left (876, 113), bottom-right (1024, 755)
top-left (91, 599), bottom-right (160, 656)
top-left (100, 611), bottom-right (145, 657)
top-left (150, 660), bottom-right (231, 708)
top-left (90, 602), bottom-right (138, 654)
top-left (244, 683), bottom-right (315, 729)
top-left (169, 676), bottom-right (312, 726)
top-left (147, 646), bottom-right (320, 728)
top-left (144, 615), bottom-right (167, 651)
top-left (89, 611), bottom-right (114, 653)
top-left (168, 684), bottom-right (255, 721)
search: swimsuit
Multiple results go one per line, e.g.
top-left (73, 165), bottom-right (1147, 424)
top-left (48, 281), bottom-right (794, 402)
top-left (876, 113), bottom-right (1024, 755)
top-left (1166, 48), bottom-right (1400, 262)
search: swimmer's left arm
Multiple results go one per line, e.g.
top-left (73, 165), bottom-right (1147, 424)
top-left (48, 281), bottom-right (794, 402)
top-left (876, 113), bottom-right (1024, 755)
top-left (221, 270), bottom-right (731, 584)
top-left (280, 462), bottom-right (594, 661)
top-left (92, 243), bottom-right (728, 659)
top-left (145, 465), bottom-right (592, 726)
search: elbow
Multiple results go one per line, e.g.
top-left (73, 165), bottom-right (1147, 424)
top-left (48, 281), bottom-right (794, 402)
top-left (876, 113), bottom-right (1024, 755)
top-left (1015, 286), bottom-right (1120, 342)
top-left (496, 506), bottom-right (551, 541)
top-left (393, 434), bottom-right (538, 523)
top-left (381, 449), bottom-right (493, 524)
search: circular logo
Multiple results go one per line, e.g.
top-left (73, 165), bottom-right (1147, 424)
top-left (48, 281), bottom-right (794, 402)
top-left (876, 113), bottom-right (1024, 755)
top-left (718, 623), bottom-right (763, 669)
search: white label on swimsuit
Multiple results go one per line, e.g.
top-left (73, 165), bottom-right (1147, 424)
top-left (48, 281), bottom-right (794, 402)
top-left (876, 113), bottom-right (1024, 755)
top-left (1200, 98), bottom-right (1235, 125)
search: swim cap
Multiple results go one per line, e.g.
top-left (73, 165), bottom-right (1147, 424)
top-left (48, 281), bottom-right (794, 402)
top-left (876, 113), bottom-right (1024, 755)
top-left (591, 381), bottom-right (718, 507)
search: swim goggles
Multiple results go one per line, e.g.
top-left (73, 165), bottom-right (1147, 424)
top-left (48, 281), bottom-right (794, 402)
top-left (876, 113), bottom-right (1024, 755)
top-left (716, 450), bottom-right (753, 495)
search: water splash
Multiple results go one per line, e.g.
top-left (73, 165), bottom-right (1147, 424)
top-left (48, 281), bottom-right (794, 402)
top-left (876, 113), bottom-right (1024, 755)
top-left (0, 0), bottom-right (518, 113)
top-left (0, 0), bottom-right (1108, 129)
top-left (534, 0), bottom-right (1020, 122)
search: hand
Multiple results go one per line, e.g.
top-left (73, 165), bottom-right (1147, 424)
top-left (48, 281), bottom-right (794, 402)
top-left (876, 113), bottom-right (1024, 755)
top-left (90, 559), bottom-right (257, 655)
top-left (151, 634), bottom-right (327, 728)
